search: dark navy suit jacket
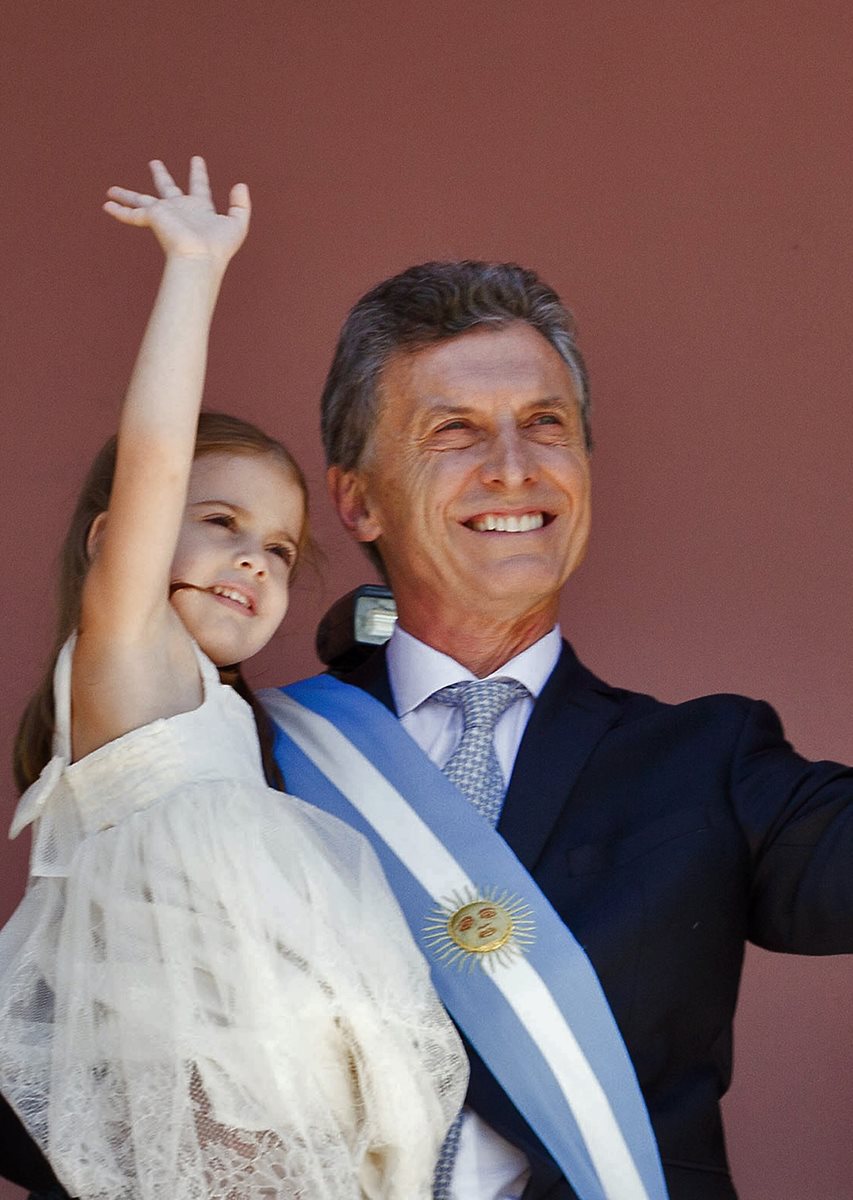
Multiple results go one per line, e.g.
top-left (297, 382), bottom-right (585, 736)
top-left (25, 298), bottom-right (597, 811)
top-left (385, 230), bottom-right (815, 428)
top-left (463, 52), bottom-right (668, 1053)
top-left (4, 640), bottom-right (852, 1199)
top-left (338, 641), bottom-right (853, 1200)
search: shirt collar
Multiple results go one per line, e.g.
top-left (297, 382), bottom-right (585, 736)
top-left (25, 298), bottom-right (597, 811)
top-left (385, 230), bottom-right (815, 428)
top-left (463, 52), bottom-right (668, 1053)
top-left (386, 624), bottom-right (563, 718)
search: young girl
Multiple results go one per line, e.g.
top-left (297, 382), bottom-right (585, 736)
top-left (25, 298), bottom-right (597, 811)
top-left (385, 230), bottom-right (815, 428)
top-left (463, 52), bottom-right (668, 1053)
top-left (0, 158), bottom-right (466, 1200)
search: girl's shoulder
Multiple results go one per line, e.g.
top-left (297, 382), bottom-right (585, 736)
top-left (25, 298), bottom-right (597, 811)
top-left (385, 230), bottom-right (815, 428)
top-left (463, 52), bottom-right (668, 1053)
top-left (12, 635), bottom-right (265, 858)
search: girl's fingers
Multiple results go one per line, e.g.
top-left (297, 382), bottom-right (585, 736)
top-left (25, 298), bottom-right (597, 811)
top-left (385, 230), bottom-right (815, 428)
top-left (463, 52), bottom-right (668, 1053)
top-left (103, 200), bottom-right (152, 225)
top-left (105, 160), bottom-right (248, 238)
top-left (149, 159), bottom-right (182, 198)
top-left (106, 185), bottom-right (157, 208)
top-left (227, 182), bottom-right (251, 224)
top-left (188, 155), bottom-right (212, 202)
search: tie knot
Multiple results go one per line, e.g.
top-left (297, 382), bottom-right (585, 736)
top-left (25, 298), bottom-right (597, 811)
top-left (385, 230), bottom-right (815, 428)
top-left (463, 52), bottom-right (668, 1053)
top-left (431, 678), bottom-right (529, 730)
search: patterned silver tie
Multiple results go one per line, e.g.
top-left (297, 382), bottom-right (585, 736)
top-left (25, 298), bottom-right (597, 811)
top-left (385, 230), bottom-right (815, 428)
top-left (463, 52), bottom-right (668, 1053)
top-left (429, 677), bottom-right (529, 1200)
top-left (432, 678), bottom-right (530, 825)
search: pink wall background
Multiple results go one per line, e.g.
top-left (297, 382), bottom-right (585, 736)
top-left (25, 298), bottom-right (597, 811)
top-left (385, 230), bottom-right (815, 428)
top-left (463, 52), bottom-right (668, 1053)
top-left (1, 3), bottom-right (851, 1195)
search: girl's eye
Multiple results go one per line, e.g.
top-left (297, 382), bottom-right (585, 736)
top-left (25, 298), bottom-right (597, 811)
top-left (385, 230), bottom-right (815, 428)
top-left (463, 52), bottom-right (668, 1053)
top-left (270, 544), bottom-right (296, 566)
top-left (206, 514), bottom-right (234, 528)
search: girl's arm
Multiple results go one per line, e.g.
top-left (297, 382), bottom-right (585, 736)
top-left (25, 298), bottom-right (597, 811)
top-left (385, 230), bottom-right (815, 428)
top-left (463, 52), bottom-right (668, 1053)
top-left (83, 157), bottom-right (249, 638)
top-left (73, 158), bottom-right (250, 756)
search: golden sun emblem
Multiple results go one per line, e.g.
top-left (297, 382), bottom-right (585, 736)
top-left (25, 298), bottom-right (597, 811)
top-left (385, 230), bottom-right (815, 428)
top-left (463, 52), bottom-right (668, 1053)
top-left (423, 887), bottom-right (536, 971)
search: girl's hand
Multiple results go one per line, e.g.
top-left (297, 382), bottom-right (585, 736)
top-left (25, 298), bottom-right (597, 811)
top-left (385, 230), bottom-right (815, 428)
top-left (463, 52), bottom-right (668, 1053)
top-left (104, 156), bottom-right (250, 265)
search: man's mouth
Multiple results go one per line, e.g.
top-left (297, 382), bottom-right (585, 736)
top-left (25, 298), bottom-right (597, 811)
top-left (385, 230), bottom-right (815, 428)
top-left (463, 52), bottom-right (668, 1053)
top-left (465, 512), bottom-right (548, 533)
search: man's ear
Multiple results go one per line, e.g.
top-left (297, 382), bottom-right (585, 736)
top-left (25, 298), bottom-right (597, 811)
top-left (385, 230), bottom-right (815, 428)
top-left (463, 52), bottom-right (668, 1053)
top-left (86, 511), bottom-right (109, 561)
top-left (327, 466), bottom-right (382, 543)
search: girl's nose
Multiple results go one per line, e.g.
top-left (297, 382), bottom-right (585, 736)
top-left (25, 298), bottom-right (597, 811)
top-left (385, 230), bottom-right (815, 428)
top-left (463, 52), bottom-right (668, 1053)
top-left (235, 549), bottom-right (267, 577)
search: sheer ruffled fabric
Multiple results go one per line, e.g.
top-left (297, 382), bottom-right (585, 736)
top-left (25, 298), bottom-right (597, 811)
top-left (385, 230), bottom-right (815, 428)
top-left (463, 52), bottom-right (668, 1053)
top-left (0, 638), bottom-right (467, 1198)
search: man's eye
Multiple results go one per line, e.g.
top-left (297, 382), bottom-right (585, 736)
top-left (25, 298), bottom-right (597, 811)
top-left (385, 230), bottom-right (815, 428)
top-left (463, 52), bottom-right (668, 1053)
top-left (433, 419), bottom-right (479, 440)
top-left (530, 413), bottom-right (561, 426)
top-left (427, 420), bottom-right (479, 450)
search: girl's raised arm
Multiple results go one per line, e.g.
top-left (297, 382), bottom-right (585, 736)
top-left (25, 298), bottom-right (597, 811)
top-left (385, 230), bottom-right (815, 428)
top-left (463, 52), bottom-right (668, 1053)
top-left (81, 156), bottom-right (250, 643)
top-left (72, 158), bottom-right (250, 757)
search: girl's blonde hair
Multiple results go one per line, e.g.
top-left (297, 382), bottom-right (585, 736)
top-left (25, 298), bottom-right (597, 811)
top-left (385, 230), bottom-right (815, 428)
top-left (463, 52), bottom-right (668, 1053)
top-left (14, 412), bottom-right (310, 794)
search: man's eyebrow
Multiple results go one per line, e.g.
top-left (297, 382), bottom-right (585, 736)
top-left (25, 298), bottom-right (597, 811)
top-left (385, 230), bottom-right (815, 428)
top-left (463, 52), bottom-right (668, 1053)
top-left (422, 401), bottom-right (476, 416)
top-left (422, 395), bottom-right (576, 417)
top-left (521, 395), bottom-right (578, 411)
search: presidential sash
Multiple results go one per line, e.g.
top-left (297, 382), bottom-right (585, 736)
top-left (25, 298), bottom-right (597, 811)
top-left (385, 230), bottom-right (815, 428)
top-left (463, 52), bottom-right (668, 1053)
top-left (262, 675), bottom-right (668, 1200)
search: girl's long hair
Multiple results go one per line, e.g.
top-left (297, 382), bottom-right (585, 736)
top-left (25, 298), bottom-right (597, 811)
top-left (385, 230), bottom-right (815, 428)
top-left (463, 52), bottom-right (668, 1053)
top-left (14, 412), bottom-right (311, 794)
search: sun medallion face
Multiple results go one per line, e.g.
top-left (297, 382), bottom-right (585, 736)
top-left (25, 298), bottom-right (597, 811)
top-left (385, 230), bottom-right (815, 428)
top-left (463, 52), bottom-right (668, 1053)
top-left (423, 887), bottom-right (536, 972)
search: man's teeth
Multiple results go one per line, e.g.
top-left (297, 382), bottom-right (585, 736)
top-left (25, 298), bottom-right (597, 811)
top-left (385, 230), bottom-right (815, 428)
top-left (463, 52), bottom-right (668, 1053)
top-left (469, 513), bottom-right (545, 533)
top-left (212, 586), bottom-right (251, 608)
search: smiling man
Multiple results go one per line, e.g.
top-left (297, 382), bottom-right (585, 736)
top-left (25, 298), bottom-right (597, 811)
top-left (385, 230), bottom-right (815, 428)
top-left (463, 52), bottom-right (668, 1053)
top-left (263, 259), bottom-right (853, 1200)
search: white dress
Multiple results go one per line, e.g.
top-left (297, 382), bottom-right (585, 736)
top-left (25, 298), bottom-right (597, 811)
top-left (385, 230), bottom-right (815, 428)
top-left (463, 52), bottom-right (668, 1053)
top-left (0, 637), bottom-right (466, 1199)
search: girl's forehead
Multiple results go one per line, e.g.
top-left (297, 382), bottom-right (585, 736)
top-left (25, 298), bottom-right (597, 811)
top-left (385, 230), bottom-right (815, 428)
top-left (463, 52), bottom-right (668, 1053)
top-left (188, 452), bottom-right (303, 517)
top-left (190, 450), bottom-right (294, 488)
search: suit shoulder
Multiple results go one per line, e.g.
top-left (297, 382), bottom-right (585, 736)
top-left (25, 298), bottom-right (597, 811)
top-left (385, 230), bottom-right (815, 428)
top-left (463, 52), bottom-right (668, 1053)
top-left (553, 643), bottom-right (774, 743)
top-left (575, 663), bottom-right (771, 733)
top-left (612, 686), bottom-right (760, 722)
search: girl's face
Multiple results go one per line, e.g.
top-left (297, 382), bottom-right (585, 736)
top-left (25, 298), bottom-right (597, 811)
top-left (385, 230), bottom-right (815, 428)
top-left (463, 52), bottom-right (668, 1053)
top-left (169, 451), bottom-right (305, 666)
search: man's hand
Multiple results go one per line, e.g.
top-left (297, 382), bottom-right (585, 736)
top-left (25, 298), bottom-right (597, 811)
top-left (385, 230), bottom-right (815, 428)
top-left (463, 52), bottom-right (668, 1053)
top-left (103, 156), bottom-right (250, 266)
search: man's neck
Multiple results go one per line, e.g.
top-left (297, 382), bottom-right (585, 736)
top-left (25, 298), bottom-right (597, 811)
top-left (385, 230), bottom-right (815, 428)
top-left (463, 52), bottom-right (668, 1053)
top-left (395, 605), bottom-right (558, 678)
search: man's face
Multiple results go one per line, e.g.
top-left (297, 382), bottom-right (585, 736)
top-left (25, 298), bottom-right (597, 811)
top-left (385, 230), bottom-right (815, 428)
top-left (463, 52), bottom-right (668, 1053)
top-left (330, 322), bottom-right (591, 639)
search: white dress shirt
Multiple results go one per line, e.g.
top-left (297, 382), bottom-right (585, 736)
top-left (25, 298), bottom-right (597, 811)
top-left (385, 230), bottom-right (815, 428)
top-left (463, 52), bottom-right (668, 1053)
top-left (385, 624), bottom-right (563, 1200)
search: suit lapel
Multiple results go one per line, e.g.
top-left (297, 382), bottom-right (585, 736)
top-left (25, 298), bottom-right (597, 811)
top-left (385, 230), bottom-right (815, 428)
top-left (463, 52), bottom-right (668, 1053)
top-left (499, 642), bottom-right (623, 871)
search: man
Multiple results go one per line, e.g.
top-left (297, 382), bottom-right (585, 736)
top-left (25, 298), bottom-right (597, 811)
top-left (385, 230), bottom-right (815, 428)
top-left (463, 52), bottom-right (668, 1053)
top-left (267, 260), bottom-right (853, 1200)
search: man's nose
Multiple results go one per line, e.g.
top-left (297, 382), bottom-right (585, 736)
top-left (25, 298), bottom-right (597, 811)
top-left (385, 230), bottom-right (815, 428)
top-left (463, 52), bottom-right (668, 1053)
top-left (480, 428), bottom-right (536, 489)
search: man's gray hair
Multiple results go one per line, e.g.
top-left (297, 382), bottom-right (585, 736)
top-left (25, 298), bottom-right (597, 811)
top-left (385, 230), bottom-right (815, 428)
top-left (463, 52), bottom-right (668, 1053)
top-left (321, 260), bottom-right (591, 470)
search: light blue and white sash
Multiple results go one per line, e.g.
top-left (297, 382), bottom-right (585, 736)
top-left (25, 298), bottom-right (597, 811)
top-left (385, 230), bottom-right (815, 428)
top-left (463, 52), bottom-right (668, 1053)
top-left (262, 675), bottom-right (668, 1200)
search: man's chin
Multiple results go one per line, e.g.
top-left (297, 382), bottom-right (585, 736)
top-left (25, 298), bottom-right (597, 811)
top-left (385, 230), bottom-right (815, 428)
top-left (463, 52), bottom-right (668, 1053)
top-left (475, 554), bottom-right (567, 595)
top-left (447, 567), bottom-right (563, 622)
